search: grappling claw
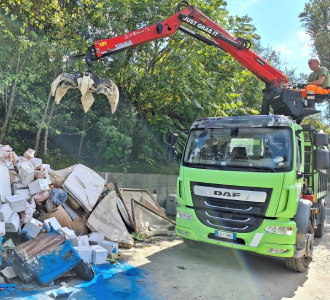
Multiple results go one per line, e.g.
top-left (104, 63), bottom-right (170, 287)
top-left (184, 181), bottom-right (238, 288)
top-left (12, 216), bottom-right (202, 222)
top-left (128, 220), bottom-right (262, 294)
top-left (51, 73), bottom-right (119, 113)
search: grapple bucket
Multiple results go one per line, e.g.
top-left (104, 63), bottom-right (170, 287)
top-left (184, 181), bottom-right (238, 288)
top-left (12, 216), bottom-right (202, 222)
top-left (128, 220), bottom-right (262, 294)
top-left (269, 89), bottom-right (319, 121)
top-left (51, 73), bottom-right (119, 113)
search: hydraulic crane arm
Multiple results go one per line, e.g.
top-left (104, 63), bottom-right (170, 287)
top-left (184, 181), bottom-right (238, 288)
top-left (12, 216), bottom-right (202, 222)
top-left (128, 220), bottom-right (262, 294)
top-left (86, 3), bottom-right (287, 87)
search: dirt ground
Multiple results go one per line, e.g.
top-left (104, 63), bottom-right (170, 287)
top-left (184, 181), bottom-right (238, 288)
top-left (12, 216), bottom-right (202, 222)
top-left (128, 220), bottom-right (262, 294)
top-left (119, 194), bottom-right (330, 300)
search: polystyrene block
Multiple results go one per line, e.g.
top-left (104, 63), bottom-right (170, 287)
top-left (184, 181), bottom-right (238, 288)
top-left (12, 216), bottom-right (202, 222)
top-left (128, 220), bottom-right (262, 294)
top-left (0, 203), bottom-right (13, 222)
top-left (22, 218), bottom-right (43, 238)
top-left (89, 232), bottom-right (104, 245)
top-left (74, 246), bottom-right (93, 263)
top-left (91, 245), bottom-right (107, 265)
top-left (43, 217), bottom-right (62, 232)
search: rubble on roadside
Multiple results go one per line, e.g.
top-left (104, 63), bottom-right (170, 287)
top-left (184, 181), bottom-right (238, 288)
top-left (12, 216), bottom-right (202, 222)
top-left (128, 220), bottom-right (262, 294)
top-left (0, 143), bottom-right (175, 288)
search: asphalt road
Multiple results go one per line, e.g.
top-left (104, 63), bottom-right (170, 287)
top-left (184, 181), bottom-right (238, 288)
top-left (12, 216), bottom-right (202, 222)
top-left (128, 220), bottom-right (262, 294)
top-left (121, 194), bottom-right (330, 300)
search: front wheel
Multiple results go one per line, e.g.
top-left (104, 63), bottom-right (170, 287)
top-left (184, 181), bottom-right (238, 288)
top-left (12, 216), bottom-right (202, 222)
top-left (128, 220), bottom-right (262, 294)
top-left (285, 256), bottom-right (312, 272)
top-left (285, 221), bottom-right (314, 272)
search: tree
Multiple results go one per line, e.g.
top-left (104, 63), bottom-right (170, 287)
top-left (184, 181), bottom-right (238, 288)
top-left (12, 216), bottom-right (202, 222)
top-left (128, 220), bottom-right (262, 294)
top-left (299, 0), bottom-right (330, 68)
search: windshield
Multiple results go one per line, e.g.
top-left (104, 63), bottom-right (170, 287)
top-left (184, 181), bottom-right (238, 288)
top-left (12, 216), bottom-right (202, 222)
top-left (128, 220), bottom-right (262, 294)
top-left (183, 127), bottom-right (293, 172)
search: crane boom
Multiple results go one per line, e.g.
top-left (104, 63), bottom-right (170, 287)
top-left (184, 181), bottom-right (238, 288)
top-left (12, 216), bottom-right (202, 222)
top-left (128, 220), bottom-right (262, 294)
top-left (51, 2), bottom-right (318, 121)
top-left (89, 5), bottom-right (287, 87)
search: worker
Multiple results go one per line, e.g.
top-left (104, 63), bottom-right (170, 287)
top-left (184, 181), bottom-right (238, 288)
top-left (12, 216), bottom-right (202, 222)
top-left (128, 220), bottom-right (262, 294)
top-left (300, 58), bottom-right (330, 109)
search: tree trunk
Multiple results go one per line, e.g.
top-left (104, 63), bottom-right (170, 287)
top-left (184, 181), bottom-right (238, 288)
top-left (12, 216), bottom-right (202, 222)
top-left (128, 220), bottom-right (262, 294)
top-left (43, 99), bottom-right (56, 156)
top-left (0, 52), bottom-right (28, 144)
top-left (35, 64), bottom-right (60, 156)
top-left (78, 113), bottom-right (87, 157)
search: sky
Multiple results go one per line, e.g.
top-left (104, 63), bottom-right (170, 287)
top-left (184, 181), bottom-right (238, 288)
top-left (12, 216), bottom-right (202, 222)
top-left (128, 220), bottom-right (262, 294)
top-left (225, 0), bottom-right (313, 77)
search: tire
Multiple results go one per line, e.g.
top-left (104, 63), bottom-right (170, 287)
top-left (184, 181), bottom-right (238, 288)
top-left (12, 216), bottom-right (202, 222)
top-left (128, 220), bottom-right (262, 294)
top-left (73, 260), bottom-right (95, 281)
top-left (285, 221), bottom-right (314, 273)
top-left (183, 238), bottom-right (199, 248)
top-left (315, 200), bottom-right (325, 238)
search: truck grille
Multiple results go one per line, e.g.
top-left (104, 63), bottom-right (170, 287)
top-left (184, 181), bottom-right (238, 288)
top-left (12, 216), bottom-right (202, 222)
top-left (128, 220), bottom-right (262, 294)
top-left (191, 182), bottom-right (272, 233)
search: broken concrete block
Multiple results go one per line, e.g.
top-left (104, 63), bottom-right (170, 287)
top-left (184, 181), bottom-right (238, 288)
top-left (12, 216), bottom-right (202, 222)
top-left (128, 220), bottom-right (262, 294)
top-left (100, 240), bottom-right (118, 256)
top-left (62, 164), bottom-right (105, 212)
top-left (14, 188), bottom-right (31, 201)
top-left (31, 158), bottom-right (42, 168)
top-left (73, 246), bottom-right (93, 263)
top-left (18, 161), bottom-right (35, 187)
top-left (77, 235), bottom-right (89, 247)
top-left (44, 217), bottom-right (62, 232)
top-left (89, 232), bottom-right (104, 245)
top-left (0, 203), bottom-right (13, 222)
top-left (0, 165), bottom-right (11, 204)
top-left (11, 181), bottom-right (25, 195)
top-left (5, 195), bottom-right (26, 213)
top-left (90, 245), bottom-right (107, 265)
top-left (0, 275), bottom-right (4, 284)
top-left (5, 213), bottom-right (20, 232)
top-left (28, 179), bottom-right (49, 195)
top-left (0, 221), bottom-right (5, 236)
top-left (22, 218), bottom-right (43, 238)
top-left (1, 266), bottom-right (18, 279)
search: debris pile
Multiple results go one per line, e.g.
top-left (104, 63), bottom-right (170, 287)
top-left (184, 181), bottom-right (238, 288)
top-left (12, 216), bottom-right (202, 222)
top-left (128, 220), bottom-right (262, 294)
top-left (0, 144), bottom-right (175, 287)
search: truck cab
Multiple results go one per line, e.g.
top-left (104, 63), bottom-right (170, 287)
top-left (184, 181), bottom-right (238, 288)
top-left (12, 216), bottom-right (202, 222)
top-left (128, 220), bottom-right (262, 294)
top-left (174, 114), bottom-right (329, 272)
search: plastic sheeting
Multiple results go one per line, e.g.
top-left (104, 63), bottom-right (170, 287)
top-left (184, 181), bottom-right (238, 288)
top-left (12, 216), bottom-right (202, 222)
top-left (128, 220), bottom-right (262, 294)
top-left (62, 164), bottom-right (105, 212)
top-left (87, 191), bottom-right (134, 247)
top-left (117, 188), bottom-right (172, 231)
top-left (132, 200), bottom-right (175, 238)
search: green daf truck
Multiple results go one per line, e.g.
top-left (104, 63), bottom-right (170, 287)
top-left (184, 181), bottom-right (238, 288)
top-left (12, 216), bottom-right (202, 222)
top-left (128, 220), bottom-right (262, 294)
top-left (172, 114), bottom-right (329, 272)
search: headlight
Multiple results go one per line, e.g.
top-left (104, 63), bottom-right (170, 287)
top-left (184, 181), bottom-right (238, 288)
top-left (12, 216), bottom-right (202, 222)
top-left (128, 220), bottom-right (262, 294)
top-left (177, 211), bottom-right (193, 220)
top-left (268, 248), bottom-right (288, 254)
top-left (265, 226), bottom-right (293, 235)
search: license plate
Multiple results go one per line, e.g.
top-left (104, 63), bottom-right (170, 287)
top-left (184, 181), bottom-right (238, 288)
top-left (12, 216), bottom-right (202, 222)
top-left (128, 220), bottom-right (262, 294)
top-left (215, 230), bottom-right (236, 240)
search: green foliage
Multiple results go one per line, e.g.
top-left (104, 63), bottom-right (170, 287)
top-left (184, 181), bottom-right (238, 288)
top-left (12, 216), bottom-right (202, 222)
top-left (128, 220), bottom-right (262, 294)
top-left (299, 0), bottom-right (330, 68)
top-left (0, 0), bottom-right (310, 174)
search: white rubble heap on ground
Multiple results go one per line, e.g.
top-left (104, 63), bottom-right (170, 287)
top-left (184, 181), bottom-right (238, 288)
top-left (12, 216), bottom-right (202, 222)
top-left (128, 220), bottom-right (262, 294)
top-left (0, 143), bottom-right (175, 286)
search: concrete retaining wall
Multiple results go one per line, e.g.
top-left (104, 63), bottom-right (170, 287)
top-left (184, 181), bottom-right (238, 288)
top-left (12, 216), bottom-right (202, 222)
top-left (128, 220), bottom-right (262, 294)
top-left (97, 172), bottom-right (178, 207)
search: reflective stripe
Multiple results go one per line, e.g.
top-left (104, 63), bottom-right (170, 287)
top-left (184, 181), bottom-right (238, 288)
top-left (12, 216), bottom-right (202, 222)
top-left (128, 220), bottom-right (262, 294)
top-left (249, 233), bottom-right (264, 247)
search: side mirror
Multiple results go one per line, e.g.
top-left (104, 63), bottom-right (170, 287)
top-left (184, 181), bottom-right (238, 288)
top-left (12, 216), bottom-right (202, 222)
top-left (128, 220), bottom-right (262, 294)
top-left (314, 149), bottom-right (330, 171)
top-left (314, 133), bottom-right (329, 147)
top-left (168, 133), bottom-right (178, 146)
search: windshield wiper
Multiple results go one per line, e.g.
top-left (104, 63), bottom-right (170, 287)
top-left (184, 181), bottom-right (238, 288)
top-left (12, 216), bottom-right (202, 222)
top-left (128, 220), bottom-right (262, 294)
top-left (243, 166), bottom-right (276, 172)
top-left (185, 163), bottom-right (206, 169)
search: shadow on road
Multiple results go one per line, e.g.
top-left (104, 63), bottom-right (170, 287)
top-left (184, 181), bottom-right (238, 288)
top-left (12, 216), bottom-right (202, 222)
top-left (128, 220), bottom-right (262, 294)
top-left (142, 238), bottom-right (308, 300)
